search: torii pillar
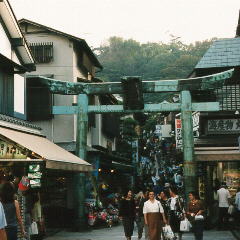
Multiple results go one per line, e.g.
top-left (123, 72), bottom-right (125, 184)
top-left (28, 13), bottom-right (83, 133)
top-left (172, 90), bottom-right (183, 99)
top-left (181, 90), bottom-right (196, 194)
top-left (73, 94), bottom-right (88, 229)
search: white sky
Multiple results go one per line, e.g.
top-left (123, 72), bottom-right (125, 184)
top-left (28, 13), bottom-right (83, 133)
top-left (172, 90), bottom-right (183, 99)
top-left (10, 0), bottom-right (240, 48)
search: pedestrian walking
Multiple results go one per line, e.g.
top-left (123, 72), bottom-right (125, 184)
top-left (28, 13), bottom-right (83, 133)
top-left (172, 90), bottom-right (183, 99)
top-left (159, 190), bottom-right (170, 240)
top-left (217, 182), bottom-right (231, 230)
top-left (31, 191), bottom-right (45, 239)
top-left (159, 190), bottom-right (170, 218)
top-left (235, 187), bottom-right (240, 226)
top-left (186, 192), bottom-right (205, 240)
top-left (0, 201), bottom-right (7, 240)
top-left (119, 190), bottom-right (136, 240)
top-left (135, 191), bottom-right (149, 240)
top-left (1, 182), bottom-right (26, 240)
top-left (168, 186), bottom-right (185, 240)
top-left (143, 191), bottom-right (167, 240)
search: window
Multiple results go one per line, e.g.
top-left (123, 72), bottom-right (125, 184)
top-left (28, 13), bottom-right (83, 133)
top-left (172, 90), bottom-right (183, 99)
top-left (26, 77), bottom-right (53, 121)
top-left (215, 84), bottom-right (240, 111)
top-left (29, 42), bottom-right (53, 63)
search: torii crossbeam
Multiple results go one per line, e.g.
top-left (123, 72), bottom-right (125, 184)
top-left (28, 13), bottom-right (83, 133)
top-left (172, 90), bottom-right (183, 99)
top-left (28, 68), bottom-right (234, 228)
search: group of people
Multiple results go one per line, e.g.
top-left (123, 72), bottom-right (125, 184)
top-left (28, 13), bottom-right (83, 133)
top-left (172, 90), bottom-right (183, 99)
top-left (119, 186), bottom-right (205, 240)
top-left (0, 175), bottom-right (43, 240)
top-left (217, 183), bottom-right (240, 230)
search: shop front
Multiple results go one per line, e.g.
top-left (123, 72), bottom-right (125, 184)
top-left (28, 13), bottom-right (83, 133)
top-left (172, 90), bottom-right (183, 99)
top-left (86, 149), bottom-right (133, 209)
top-left (0, 121), bottom-right (92, 237)
top-left (195, 147), bottom-right (240, 227)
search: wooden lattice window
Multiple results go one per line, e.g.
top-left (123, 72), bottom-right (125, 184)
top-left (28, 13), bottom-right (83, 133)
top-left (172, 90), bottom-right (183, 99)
top-left (29, 42), bottom-right (53, 63)
top-left (215, 83), bottom-right (240, 111)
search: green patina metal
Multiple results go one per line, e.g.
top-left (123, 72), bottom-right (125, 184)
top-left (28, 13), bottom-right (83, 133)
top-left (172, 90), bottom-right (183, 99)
top-left (181, 91), bottom-right (196, 195)
top-left (30, 68), bottom-right (234, 95)
top-left (74, 94), bottom-right (88, 229)
top-left (53, 102), bottom-right (219, 114)
top-left (34, 68), bottom-right (235, 229)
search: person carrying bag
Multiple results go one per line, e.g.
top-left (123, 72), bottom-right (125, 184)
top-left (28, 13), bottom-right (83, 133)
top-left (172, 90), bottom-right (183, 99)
top-left (186, 192), bottom-right (205, 240)
top-left (168, 186), bottom-right (185, 240)
top-left (143, 191), bottom-right (167, 240)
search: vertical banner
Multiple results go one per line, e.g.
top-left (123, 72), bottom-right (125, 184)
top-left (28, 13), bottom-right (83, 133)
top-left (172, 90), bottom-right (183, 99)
top-left (175, 119), bottom-right (182, 149)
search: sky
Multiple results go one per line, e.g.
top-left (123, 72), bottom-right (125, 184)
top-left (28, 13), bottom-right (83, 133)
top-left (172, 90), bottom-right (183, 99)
top-left (10, 0), bottom-right (240, 48)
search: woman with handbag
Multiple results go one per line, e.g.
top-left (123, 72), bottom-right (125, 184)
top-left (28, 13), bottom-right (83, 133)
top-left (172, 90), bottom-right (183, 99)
top-left (168, 186), bottom-right (185, 240)
top-left (143, 191), bottom-right (167, 240)
top-left (186, 192), bottom-right (205, 240)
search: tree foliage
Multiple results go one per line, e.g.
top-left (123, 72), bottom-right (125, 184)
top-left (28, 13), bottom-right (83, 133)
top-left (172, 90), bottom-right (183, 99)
top-left (121, 117), bottom-right (138, 141)
top-left (95, 37), bottom-right (215, 82)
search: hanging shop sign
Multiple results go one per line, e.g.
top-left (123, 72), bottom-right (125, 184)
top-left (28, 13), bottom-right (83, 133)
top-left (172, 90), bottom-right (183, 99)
top-left (207, 119), bottom-right (240, 134)
top-left (155, 125), bottom-right (172, 138)
top-left (175, 119), bottom-right (182, 149)
top-left (0, 140), bottom-right (27, 159)
top-left (28, 164), bottom-right (42, 188)
top-left (175, 112), bottom-right (200, 149)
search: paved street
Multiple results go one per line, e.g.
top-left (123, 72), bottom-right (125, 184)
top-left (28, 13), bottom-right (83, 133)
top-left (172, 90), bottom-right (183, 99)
top-left (45, 224), bottom-right (236, 240)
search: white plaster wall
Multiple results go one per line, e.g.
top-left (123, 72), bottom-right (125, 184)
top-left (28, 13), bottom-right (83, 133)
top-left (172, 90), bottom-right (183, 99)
top-left (14, 74), bottom-right (25, 115)
top-left (24, 33), bottom-right (75, 143)
top-left (0, 23), bottom-right (22, 65)
top-left (12, 51), bottom-right (21, 65)
top-left (22, 28), bottom-right (110, 149)
top-left (91, 97), bottom-right (116, 150)
top-left (73, 50), bottom-right (86, 82)
top-left (25, 34), bottom-right (73, 80)
top-left (0, 22), bottom-right (11, 59)
top-left (73, 48), bottom-right (91, 145)
top-left (82, 52), bottom-right (95, 77)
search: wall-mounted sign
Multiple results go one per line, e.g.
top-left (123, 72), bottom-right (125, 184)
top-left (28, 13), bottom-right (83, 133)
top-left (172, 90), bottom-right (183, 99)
top-left (0, 141), bottom-right (27, 159)
top-left (207, 119), bottom-right (240, 134)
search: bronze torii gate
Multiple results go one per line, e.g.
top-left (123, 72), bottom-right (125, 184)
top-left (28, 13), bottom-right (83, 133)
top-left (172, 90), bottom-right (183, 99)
top-left (31, 68), bottom-right (233, 228)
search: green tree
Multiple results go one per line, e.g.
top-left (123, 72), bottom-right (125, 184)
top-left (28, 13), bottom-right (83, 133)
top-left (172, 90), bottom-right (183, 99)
top-left (96, 37), bottom-right (215, 82)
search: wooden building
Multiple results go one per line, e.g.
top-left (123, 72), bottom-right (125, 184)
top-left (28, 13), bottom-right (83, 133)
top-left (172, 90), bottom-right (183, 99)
top-left (191, 11), bottom-right (240, 225)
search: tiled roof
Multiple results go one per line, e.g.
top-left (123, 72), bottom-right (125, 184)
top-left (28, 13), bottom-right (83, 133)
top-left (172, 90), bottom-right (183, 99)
top-left (0, 114), bottom-right (41, 130)
top-left (195, 38), bottom-right (240, 69)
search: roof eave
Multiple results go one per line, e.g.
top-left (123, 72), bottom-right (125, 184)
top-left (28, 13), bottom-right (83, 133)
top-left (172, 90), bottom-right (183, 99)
top-left (19, 18), bottom-right (102, 69)
top-left (0, 1), bottom-right (35, 66)
top-left (79, 40), bottom-right (103, 69)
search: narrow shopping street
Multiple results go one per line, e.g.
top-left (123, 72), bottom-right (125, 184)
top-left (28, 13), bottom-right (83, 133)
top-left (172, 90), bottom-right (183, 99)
top-left (45, 224), bottom-right (236, 240)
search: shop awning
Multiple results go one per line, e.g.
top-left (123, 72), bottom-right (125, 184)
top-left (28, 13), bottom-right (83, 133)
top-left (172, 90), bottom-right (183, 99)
top-left (111, 161), bottom-right (134, 172)
top-left (0, 127), bottom-right (92, 171)
top-left (195, 147), bottom-right (240, 161)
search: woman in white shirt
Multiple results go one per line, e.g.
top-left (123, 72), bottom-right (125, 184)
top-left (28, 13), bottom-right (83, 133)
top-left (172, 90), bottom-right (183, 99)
top-left (143, 191), bottom-right (167, 240)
